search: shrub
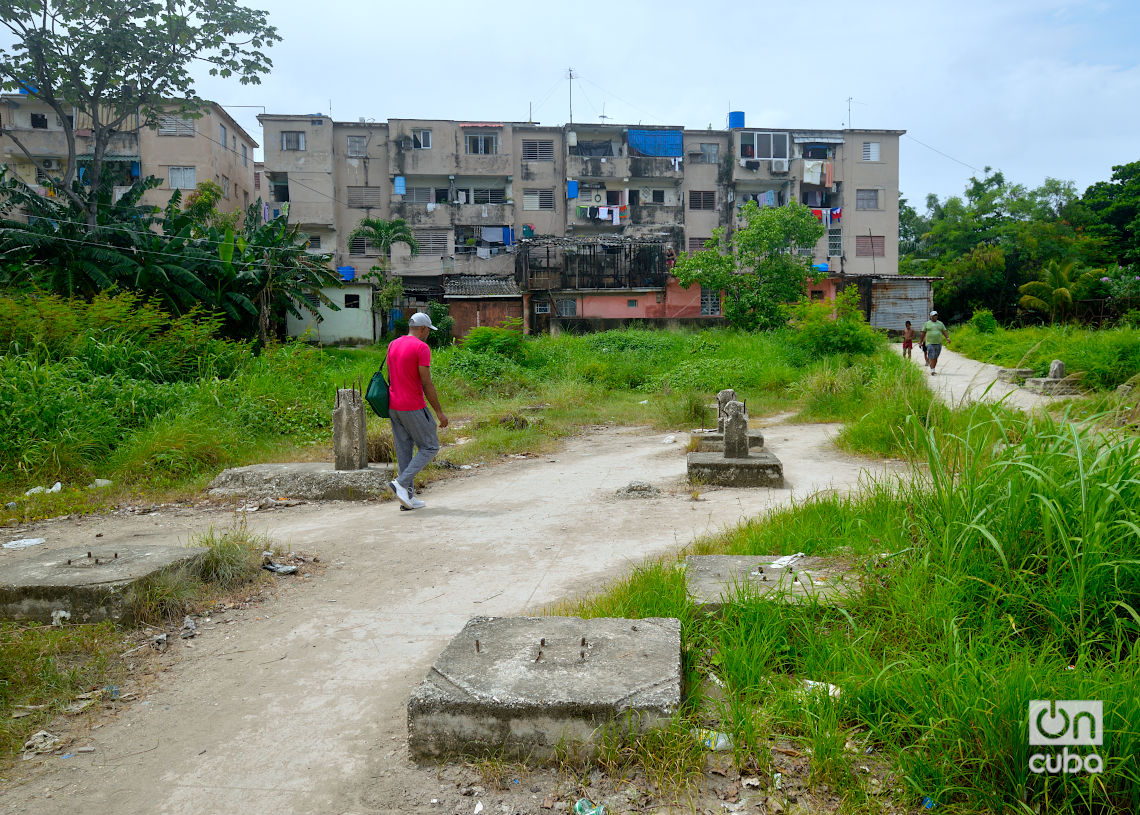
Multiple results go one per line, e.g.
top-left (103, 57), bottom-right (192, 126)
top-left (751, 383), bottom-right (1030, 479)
top-left (968, 307), bottom-right (998, 334)
top-left (463, 325), bottom-right (527, 361)
top-left (789, 289), bottom-right (881, 357)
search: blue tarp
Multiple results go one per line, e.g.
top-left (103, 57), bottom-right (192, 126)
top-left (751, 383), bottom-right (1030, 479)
top-left (812, 263), bottom-right (829, 272)
top-left (502, 227), bottom-right (515, 246)
top-left (566, 180), bottom-right (579, 199)
top-left (337, 266), bottom-right (355, 282)
top-left (628, 129), bottom-right (683, 158)
top-left (394, 176), bottom-right (406, 195)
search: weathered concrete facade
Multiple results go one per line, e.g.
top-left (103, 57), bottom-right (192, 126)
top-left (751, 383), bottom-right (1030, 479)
top-left (0, 94), bottom-right (256, 215)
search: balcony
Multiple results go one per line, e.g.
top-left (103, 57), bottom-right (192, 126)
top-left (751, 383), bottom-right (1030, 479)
top-left (629, 156), bottom-right (684, 179)
top-left (389, 201), bottom-right (453, 227)
top-left (285, 200), bottom-right (335, 227)
top-left (732, 158), bottom-right (789, 184)
top-left (570, 202), bottom-right (627, 228)
top-left (628, 204), bottom-right (683, 227)
top-left (454, 202), bottom-right (509, 224)
top-left (567, 155), bottom-right (630, 179)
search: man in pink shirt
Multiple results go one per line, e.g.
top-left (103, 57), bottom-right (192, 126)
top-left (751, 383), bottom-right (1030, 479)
top-left (387, 312), bottom-right (449, 509)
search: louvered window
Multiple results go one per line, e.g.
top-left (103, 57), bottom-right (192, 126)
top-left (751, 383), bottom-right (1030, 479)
top-left (862, 142), bottom-right (881, 161)
top-left (855, 235), bottom-right (885, 257)
top-left (522, 139), bottom-right (554, 161)
top-left (157, 114), bottom-right (194, 136)
top-left (308, 235), bottom-right (321, 249)
top-left (856, 189), bottom-right (880, 209)
top-left (688, 237), bottom-right (710, 251)
top-left (168, 166), bottom-right (196, 189)
top-left (472, 188), bottom-right (506, 205)
top-left (413, 230), bottom-right (448, 254)
top-left (689, 191), bottom-right (716, 210)
top-left (349, 236), bottom-right (377, 256)
top-left (347, 186), bottom-right (383, 208)
top-left (700, 286), bottom-right (721, 316)
top-left (405, 187), bottom-right (433, 204)
top-left (523, 188), bottom-right (554, 211)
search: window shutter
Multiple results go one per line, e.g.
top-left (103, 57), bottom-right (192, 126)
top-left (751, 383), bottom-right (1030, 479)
top-left (862, 142), bottom-right (880, 161)
top-left (347, 186), bottom-right (383, 208)
top-left (522, 139), bottom-right (554, 161)
top-left (413, 230), bottom-right (448, 254)
top-left (855, 235), bottom-right (885, 257)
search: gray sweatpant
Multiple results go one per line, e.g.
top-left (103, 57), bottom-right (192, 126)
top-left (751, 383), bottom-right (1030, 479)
top-left (390, 407), bottom-right (440, 493)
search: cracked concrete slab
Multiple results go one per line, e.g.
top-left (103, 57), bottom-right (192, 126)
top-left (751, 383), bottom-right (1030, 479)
top-left (685, 554), bottom-right (858, 613)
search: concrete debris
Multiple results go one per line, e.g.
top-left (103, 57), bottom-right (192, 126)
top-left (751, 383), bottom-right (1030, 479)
top-left (48, 482), bottom-right (62, 493)
top-left (180, 616), bottom-right (197, 639)
top-left (615, 481), bottom-right (661, 498)
top-left (661, 434), bottom-right (676, 444)
top-left (3, 537), bottom-right (45, 549)
top-left (22, 730), bottom-right (61, 759)
top-left (151, 633), bottom-right (168, 652)
top-left (87, 479), bottom-right (113, 489)
top-left (51, 609), bottom-right (71, 627)
top-left (263, 561), bottom-right (298, 575)
top-left (23, 486), bottom-right (44, 496)
top-left (4, 501), bottom-right (17, 510)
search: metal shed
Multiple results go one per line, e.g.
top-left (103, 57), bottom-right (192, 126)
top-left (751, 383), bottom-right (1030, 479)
top-left (842, 275), bottom-right (939, 331)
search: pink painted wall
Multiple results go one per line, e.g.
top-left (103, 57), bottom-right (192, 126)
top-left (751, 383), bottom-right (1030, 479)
top-left (575, 277), bottom-right (721, 320)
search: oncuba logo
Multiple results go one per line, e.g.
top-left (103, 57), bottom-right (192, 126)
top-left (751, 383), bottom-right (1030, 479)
top-left (1028, 700), bottom-right (1104, 774)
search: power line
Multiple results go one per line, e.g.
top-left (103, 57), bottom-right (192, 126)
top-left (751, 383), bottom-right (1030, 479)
top-left (903, 133), bottom-right (983, 174)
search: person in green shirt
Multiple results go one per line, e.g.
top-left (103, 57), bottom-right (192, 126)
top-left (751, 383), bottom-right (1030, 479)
top-left (921, 310), bottom-right (949, 375)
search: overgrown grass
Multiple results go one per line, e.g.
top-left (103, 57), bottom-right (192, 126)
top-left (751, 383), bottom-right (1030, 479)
top-left (565, 406), bottom-right (1140, 813)
top-left (953, 323), bottom-right (1140, 391)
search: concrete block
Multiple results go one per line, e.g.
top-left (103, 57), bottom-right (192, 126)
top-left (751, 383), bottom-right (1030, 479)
top-left (332, 388), bottom-right (368, 470)
top-left (207, 462), bottom-right (394, 501)
top-left (1024, 377), bottom-right (1082, 396)
top-left (408, 616), bottom-right (681, 762)
top-left (0, 544), bottom-right (207, 623)
top-left (691, 429), bottom-right (765, 453)
top-left (685, 554), bottom-right (858, 614)
top-left (995, 367), bottom-right (1034, 383)
top-left (686, 451), bottom-right (784, 488)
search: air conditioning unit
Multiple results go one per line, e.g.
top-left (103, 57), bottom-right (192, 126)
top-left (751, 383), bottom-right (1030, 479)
top-left (398, 136), bottom-right (413, 150)
top-left (770, 159), bottom-right (789, 173)
top-left (41, 159), bottom-right (60, 170)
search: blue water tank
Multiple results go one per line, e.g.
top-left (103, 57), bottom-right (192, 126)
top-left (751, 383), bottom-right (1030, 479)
top-left (728, 111), bottom-right (745, 129)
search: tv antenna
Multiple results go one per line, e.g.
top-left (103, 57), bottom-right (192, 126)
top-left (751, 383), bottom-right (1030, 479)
top-left (599, 102), bottom-right (610, 124)
top-left (567, 68), bottom-right (575, 123)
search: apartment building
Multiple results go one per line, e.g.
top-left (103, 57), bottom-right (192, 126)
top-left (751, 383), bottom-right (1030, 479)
top-left (258, 111), bottom-right (909, 339)
top-left (0, 93), bottom-right (257, 214)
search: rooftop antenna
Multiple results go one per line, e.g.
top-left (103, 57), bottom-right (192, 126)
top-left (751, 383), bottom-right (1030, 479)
top-left (599, 102), bottom-right (610, 124)
top-left (528, 101), bottom-right (533, 124)
top-left (567, 67), bottom-right (575, 124)
top-left (846, 96), bottom-right (853, 129)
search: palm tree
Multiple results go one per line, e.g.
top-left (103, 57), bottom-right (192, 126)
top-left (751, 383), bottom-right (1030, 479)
top-left (346, 218), bottom-right (419, 270)
top-left (1018, 259), bottom-right (1099, 323)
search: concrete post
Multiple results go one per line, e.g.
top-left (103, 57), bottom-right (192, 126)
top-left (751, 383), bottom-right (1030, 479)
top-left (332, 388), bottom-right (368, 471)
top-left (715, 389), bottom-right (737, 432)
top-left (723, 401), bottom-right (749, 459)
top-left (1048, 360), bottom-right (1065, 379)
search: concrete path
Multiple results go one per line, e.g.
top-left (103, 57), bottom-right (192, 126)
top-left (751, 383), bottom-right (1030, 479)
top-left (895, 345), bottom-right (1055, 411)
top-left (1, 421), bottom-right (900, 815)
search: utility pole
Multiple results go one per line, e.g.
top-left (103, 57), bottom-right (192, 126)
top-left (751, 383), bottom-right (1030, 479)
top-left (567, 67), bottom-right (575, 124)
top-left (846, 97), bottom-right (853, 129)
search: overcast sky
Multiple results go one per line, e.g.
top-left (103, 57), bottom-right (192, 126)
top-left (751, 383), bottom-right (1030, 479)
top-left (12, 0), bottom-right (1140, 207)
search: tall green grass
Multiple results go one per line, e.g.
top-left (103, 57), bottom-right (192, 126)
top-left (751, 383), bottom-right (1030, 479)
top-left (568, 406), bottom-right (1140, 813)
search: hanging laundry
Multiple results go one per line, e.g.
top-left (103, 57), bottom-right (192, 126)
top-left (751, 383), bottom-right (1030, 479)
top-left (824, 161), bottom-right (834, 188)
top-left (766, 190), bottom-right (776, 207)
top-left (502, 226), bottom-right (514, 245)
top-left (810, 208), bottom-right (824, 222)
top-left (598, 206), bottom-right (610, 219)
top-left (588, 206), bottom-right (598, 219)
top-left (830, 207), bottom-right (842, 222)
top-left (481, 226), bottom-right (502, 243)
top-left (612, 208), bottom-right (620, 225)
top-left (476, 247), bottom-right (491, 260)
top-left (426, 202), bottom-right (436, 212)
top-left (481, 205), bottom-right (488, 217)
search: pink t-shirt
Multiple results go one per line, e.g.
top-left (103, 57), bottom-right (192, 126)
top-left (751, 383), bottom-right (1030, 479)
top-left (386, 335), bottom-right (431, 411)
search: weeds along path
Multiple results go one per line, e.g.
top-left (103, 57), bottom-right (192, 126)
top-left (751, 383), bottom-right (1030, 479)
top-left (895, 344), bottom-right (1055, 411)
top-left (2, 422), bottom-right (900, 815)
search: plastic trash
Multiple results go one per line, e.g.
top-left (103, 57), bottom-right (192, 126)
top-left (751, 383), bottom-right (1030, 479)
top-left (769, 552), bottom-right (805, 570)
top-left (3, 538), bottom-right (45, 549)
top-left (473, 802), bottom-right (483, 815)
top-left (48, 482), bottom-right (62, 493)
top-left (87, 479), bottom-right (113, 489)
top-left (24, 486), bottom-right (45, 496)
top-left (263, 561), bottom-right (298, 575)
top-left (51, 609), bottom-right (71, 627)
top-left (801, 678), bottom-right (842, 699)
top-left (662, 434), bottom-right (676, 443)
top-left (572, 799), bottom-right (606, 815)
top-left (22, 730), bottom-right (61, 759)
top-left (773, 772), bottom-right (783, 790)
top-left (692, 728), bottom-right (733, 751)
top-left (922, 797), bottom-right (937, 809)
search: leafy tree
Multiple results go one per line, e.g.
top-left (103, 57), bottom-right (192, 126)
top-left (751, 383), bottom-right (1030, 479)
top-left (933, 245), bottom-right (1008, 321)
top-left (183, 180), bottom-right (240, 234)
top-left (1017, 259), bottom-right (1100, 323)
top-left (673, 201), bottom-right (824, 331)
top-left (0, 0), bottom-right (279, 227)
top-left (346, 218), bottom-right (419, 270)
top-left (1078, 160), bottom-right (1140, 265)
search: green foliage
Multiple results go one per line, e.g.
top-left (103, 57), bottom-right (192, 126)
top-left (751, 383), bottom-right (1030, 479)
top-left (788, 288), bottom-right (881, 357)
top-left (1078, 160), bottom-right (1140, 265)
top-left (968, 307), bottom-right (998, 334)
top-left (346, 218), bottom-right (418, 268)
top-left (425, 301), bottom-right (454, 348)
top-left (673, 201), bottom-right (825, 331)
top-left (1017, 259), bottom-right (1101, 323)
top-left (196, 527), bottom-right (270, 590)
top-left (463, 325), bottom-right (527, 361)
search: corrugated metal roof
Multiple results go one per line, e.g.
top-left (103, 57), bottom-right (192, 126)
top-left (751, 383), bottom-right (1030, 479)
top-left (444, 275), bottom-right (522, 298)
top-left (869, 277), bottom-right (934, 329)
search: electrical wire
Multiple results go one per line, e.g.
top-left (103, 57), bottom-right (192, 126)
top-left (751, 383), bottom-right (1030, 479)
top-left (903, 133), bottom-right (983, 173)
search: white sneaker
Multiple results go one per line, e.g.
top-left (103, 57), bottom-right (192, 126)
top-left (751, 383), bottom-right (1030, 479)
top-left (389, 480), bottom-right (412, 509)
top-left (409, 497), bottom-right (427, 509)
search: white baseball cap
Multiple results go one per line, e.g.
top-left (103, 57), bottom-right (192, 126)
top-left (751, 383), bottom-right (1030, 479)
top-left (930, 310), bottom-right (938, 316)
top-left (409, 312), bottom-right (437, 330)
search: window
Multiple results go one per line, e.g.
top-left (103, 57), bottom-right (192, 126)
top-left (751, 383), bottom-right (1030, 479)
top-left (689, 190), bottom-right (716, 210)
top-left (466, 133), bottom-right (498, 154)
top-left (472, 188), bottom-right (506, 205)
top-left (254, 171), bottom-right (261, 190)
top-left (243, 190), bottom-right (249, 209)
top-left (282, 130), bottom-right (306, 151)
top-left (30, 113), bottom-right (47, 129)
top-left (797, 246), bottom-right (813, 257)
top-left (347, 186), bottom-right (383, 208)
top-left (344, 294), bottom-right (361, 309)
top-left (241, 145), bottom-right (248, 166)
top-left (346, 135), bottom-right (367, 157)
top-left (700, 286), bottom-right (721, 316)
top-left (688, 236), bottom-right (709, 251)
top-left (523, 188), bottom-right (554, 211)
top-left (534, 302), bottom-right (551, 315)
top-left (168, 166), bottom-right (196, 189)
top-left (412, 129), bottom-right (431, 149)
top-left (738, 131), bottom-right (788, 160)
top-left (627, 299), bottom-right (638, 308)
top-left (651, 189), bottom-right (665, 204)
top-left (267, 171), bottom-right (289, 202)
top-left (157, 114), bottom-right (194, 136)
top-left (862, 141), bottom-right (881, 162)
top-left (349, 236), bottom-right (377, 256)
top-left (810, 290), bottom-right (825, 301)
top-left (699, 143), bottom-right (719, 164)
top-left (828, 227), bottom-right (842, 256)
top-left (219, 123), bottom-right (227, 148)
top-left (413, 230), bottom-right (448, 254)
top-left (404, 187), bottom-right (433, 204)
top-left (231, 133), bottom-right (236, 150)
top-left (522, 139), bottom-right (554, 161)
top-left (35, 166), bottom-right (50, 184)
top-left (856, 189), bottom-right (880, 209)
top-left (221, 175), bottom-right (230, 199)
top-left (855, 235), bottom-right (885, 257)
top-left (308, 235), bottom-right (321, 250)
top-left (556, 298), bottom-right (577, 317)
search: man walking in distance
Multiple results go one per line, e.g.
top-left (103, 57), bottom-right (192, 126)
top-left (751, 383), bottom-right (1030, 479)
top-left (920, 310), bottom-right (949, 376)
top-left (387, 312), bottom-right (448, 509)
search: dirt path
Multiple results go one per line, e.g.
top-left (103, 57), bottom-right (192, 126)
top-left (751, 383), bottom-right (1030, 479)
top-left (894, 345), bottom-right (1055, 411)
top-left (2, 421), bottom-right (900, 815)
